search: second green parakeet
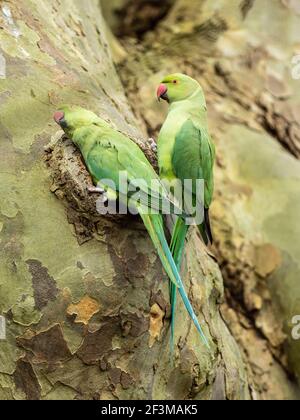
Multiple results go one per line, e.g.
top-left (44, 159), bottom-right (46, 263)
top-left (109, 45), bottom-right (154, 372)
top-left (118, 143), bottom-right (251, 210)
top-left (157, 73), bottom-right (216, 346)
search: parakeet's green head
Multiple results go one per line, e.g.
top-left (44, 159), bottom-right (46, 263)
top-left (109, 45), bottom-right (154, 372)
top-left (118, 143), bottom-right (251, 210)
top-left (157, 73), bottom-right (203, 104)
top-left (53, 105), bottom-right (104, 137)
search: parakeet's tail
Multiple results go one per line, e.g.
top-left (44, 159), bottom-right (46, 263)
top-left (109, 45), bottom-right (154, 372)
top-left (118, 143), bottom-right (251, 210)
top-left (169, 217), bottom-right (189, 350)
top-left (198, 208), bottom-right (213, 246)
top-left (139, 212), bottom-right (209, 348)
top-left (171, 218), bottom-right (189, 268)
top-left (139, 212), bottom-right (180, 288)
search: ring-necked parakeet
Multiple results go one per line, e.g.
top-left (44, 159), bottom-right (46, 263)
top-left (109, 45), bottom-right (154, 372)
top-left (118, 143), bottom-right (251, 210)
top-left (53, 106), bottom-right (209, 347)
top-left (157, 73), bottom-right (215, 345)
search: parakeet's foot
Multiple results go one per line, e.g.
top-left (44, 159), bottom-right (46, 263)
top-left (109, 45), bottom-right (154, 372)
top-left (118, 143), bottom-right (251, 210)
top-left (87, 186), bottom-right (111, 213)
top-left (88, 185), bottom-right (118, 215)
top-left (147, 138), bottom-right (157, 153)
top-left (87, 186), bottom-right (105, 194)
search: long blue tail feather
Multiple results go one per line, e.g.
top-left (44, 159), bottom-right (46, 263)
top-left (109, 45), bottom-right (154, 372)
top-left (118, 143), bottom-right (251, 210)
top-left (140, 212), bottom-right (209, 349)
top-left (170, 218), bottom-right (188, 352)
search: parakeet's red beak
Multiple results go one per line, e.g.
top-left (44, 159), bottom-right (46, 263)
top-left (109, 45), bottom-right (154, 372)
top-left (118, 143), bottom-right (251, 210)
top-left (53, 111), bottom-right (65, 124)
top-left (157, 84), bottom-right (168, 102)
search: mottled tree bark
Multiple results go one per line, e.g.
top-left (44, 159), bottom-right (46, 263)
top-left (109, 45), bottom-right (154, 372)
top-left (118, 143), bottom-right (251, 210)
top-left (106, 0), bottom-right (300, 400)
top-left (0, 0), bottom-right (250, 400)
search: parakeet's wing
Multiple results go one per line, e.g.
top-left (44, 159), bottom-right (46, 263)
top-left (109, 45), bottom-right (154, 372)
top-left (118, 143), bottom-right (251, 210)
top-left (172, 119), bottom-right (215, 210)
top-left (86, 131), bottom-right (184, 215)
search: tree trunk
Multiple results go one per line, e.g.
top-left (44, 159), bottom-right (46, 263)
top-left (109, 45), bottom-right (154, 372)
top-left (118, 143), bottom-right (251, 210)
top-left (108, 0), bottom-right (300, 400)
top-left (0, 0), bottom-right (251, 400)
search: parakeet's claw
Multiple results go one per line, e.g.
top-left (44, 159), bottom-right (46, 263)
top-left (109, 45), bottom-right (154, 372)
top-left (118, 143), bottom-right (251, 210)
top-left (87, 186), bottom-right (105, 194)
top-left (97, 194), bottom-right (108, 204)
top-left (92, 186), bottom-right (118, 215)
top-left (96, 194), bottom-right (117, 215)
top-left (147, 138), bottom-right (157, 153)
top-left (87, 186), bottom-right (113, 214)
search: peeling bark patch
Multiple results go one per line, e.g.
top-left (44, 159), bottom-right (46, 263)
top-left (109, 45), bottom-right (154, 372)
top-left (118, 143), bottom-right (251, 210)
top-left (77, 261), bottom-right (84, 270)
top-left (254, 244), bottom-right (282, 278)
top-left (17, 325), bottom-right (71, 364)
top-left (107, 243), bottom-right (129, 286)
top-left (211, 368), bottom-right (226, 400)
top-left (121, 312), bottom-right (149, 338)
top-left (67, 296), bottom-right (100, 325)
top-left (31, 133), bottom-right (52, 160)
top-left (259, 98), bottom-right (300, 159)
top-left (26, 259), bottom-right (59, 310)
top-left (282, 0), bottom-right (300, 15)
top-left (120, 371), bottom-right (134, 390)
top-left (167, 367), bottom-right (193, 400)
top-left (108, 367), bottom-right (134, 390)
top-left (77, 318), bottom-right (120, 364)
top-left (266, 72), bottom-right (291, 99)
top-left (149, 303), bottom-right (165, 347)
top-left (107, 0), bottom-right (174, 38)
top-left (13, 359), bottom-right (41, 400)
top-left (180, 346), bottom-right (198, 373)
top-left (126, 252), bottom-right (150, 279)
top-left (108, 367), bottom-right (122, 385)
top-left (0, 52), bottom-right (6, 79)
top-left (2, 4), bottom-right (21, 38)
top-left (240, 0), bottom-right (255, 19)
top-left (150, 290), bottom-right (168, 313)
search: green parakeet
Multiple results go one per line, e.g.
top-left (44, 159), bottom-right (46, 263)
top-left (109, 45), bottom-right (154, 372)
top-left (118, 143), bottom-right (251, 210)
top-left (53, 106), bottom-right (209, 347)
top-left (157, 73), bottom-right (215, 346)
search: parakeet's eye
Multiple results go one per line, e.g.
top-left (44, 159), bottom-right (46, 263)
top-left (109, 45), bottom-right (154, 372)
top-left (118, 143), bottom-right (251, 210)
top-left (172, 80), bottom-right (178, 84)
